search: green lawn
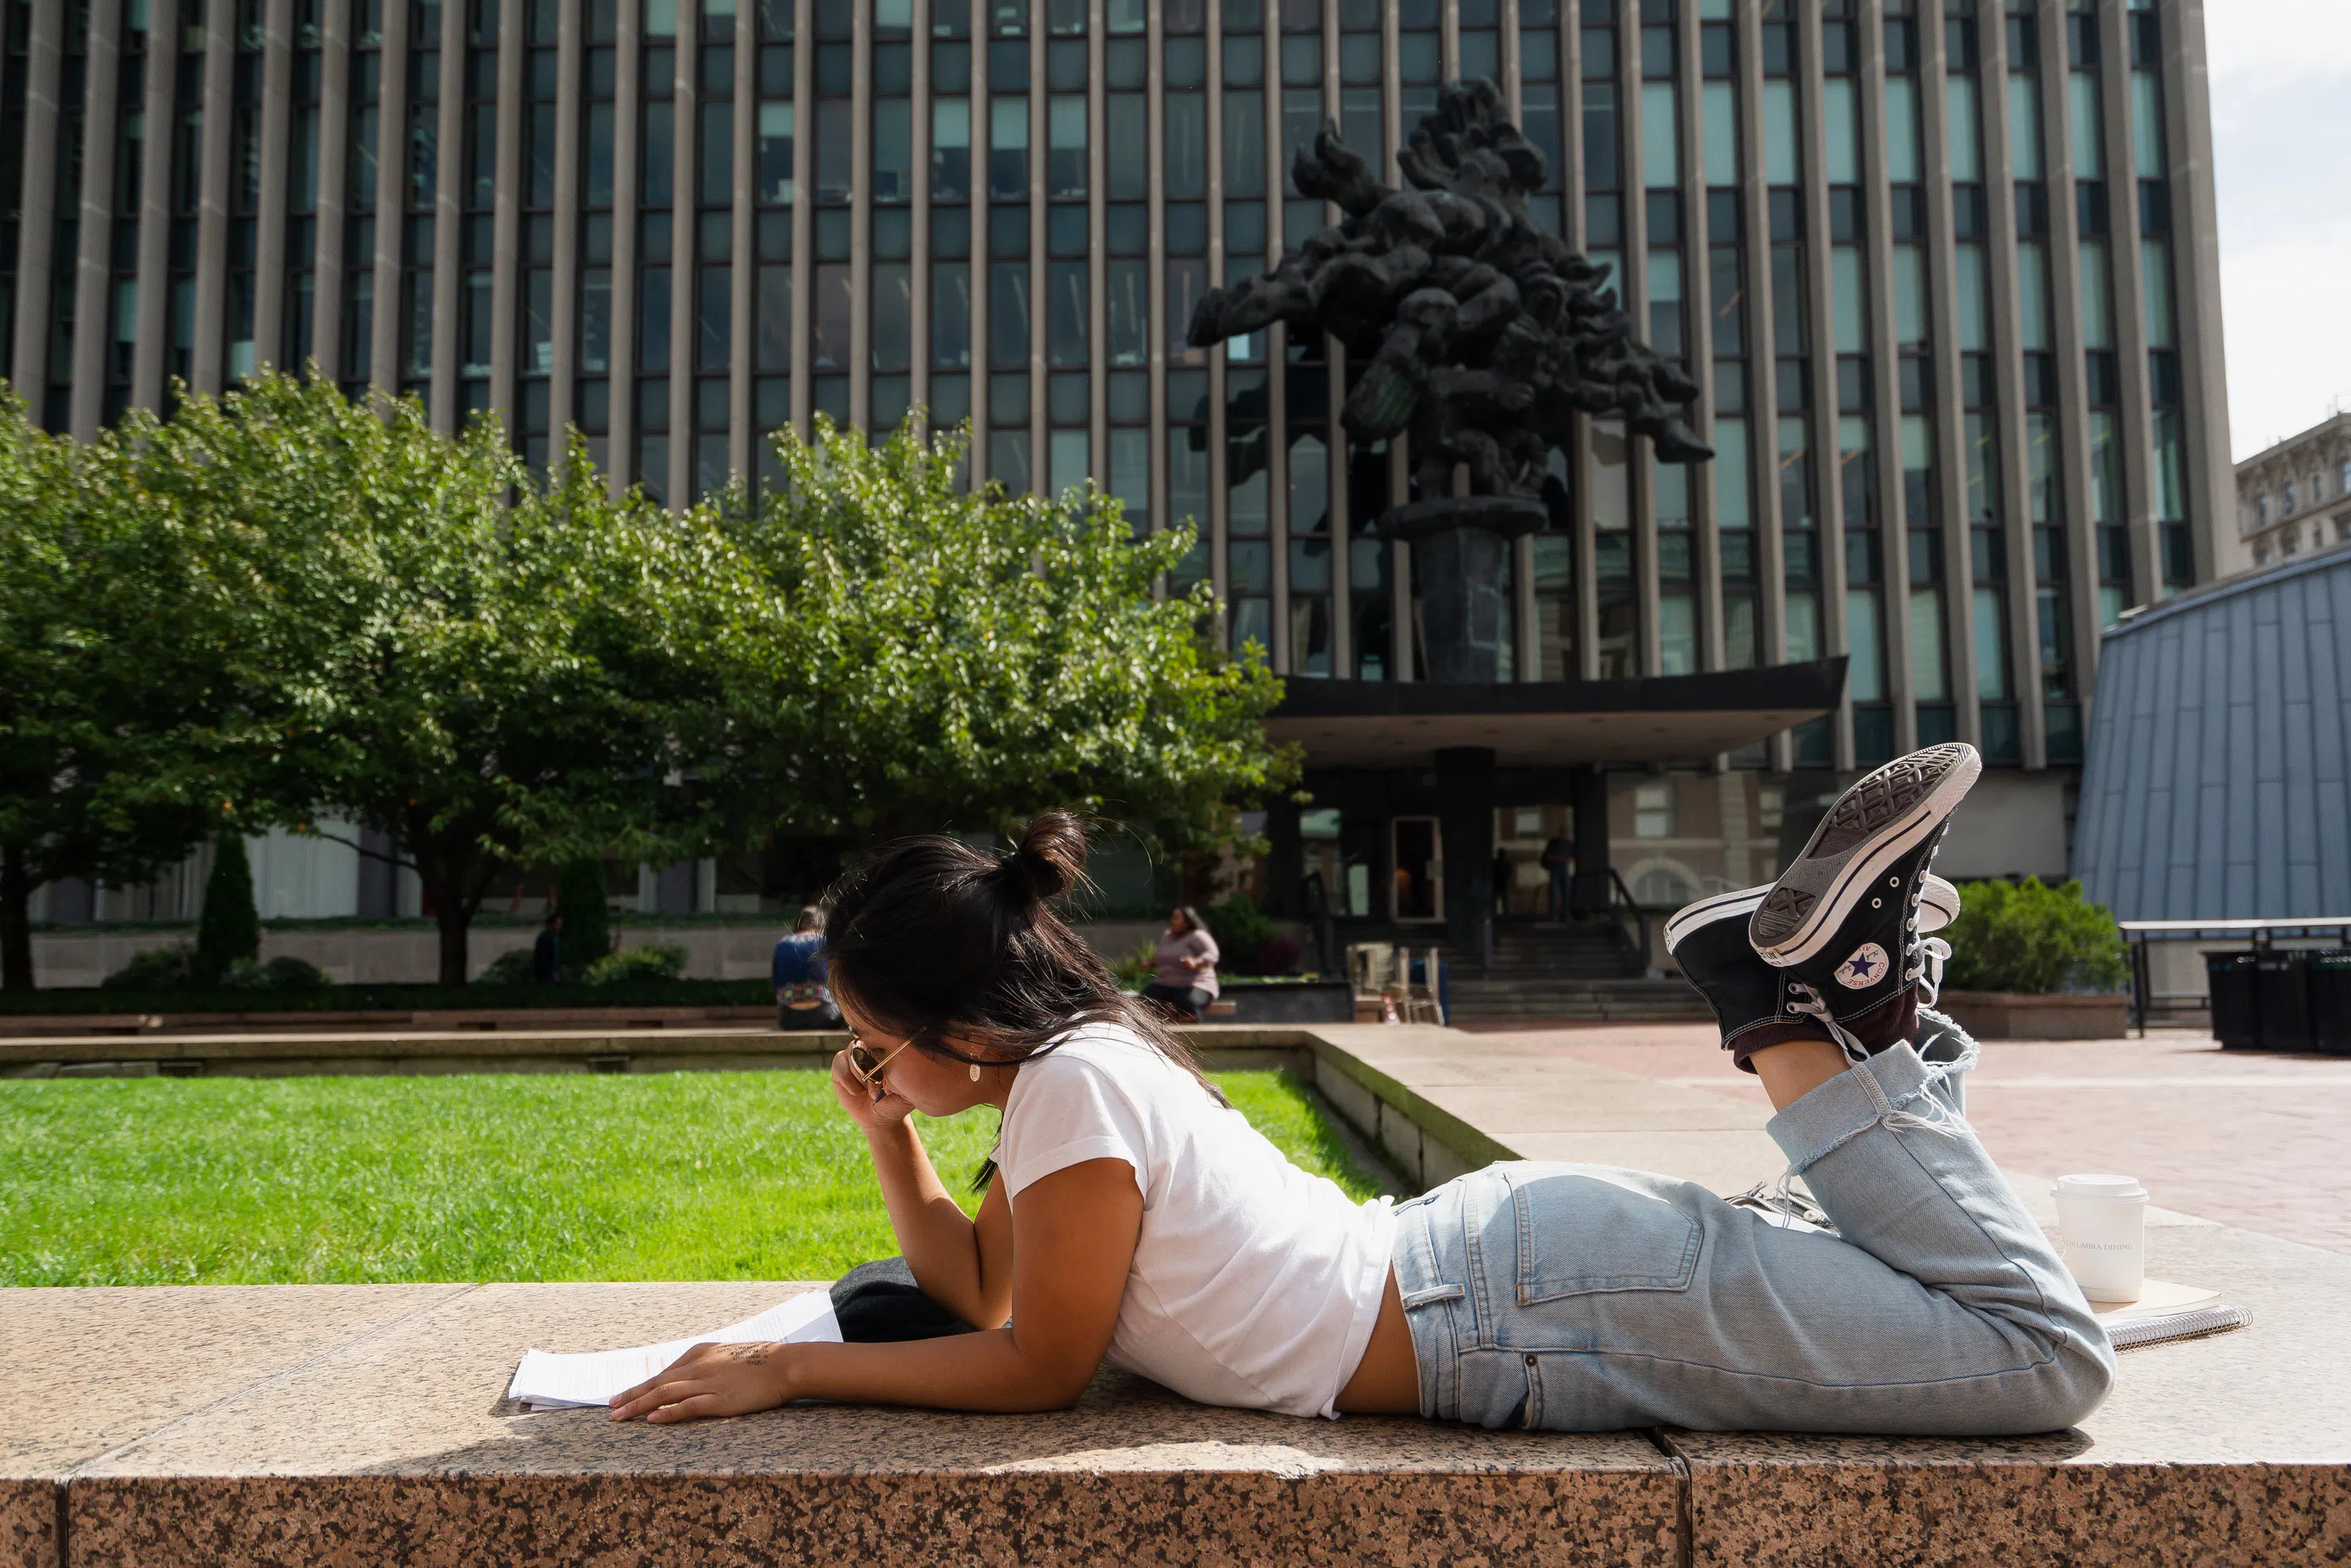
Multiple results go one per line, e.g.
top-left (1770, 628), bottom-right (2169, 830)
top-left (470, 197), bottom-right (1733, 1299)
top-left (0, 1070), bottom-right (1392, 1287)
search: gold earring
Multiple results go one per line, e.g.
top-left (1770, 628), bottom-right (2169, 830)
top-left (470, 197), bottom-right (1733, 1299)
top-left (969, 1062), bottom-right (983, 1082)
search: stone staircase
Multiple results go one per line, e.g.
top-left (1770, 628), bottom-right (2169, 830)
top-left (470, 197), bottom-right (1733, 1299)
top-left (1442, 921), bottom-right (1709, 1024)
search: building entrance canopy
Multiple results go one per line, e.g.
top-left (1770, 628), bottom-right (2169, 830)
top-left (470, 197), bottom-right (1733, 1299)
top-left (1262, 659), bottom-right (1846, 770)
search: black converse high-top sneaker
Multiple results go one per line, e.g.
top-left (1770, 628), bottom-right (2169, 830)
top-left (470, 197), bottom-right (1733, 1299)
top-left (1666, 874), bottom-right (1962, 1072)
top-left (1750, 744), bottom-right (1980, 1057)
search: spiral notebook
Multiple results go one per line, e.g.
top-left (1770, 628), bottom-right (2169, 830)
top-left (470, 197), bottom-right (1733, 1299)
top-left (2090, 1278), bottom-right (2250, 1351)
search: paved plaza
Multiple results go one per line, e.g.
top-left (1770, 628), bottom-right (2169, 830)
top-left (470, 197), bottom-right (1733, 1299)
top-left (1463, 1022), bottom-right (2351, 1257)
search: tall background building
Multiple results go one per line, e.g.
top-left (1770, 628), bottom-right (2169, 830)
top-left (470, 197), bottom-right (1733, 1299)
top-left (2, 0), bottom-right (2233, 948)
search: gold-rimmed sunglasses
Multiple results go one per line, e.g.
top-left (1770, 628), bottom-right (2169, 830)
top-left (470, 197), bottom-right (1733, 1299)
top-left (844, 1034), bottom-right (914, 1088)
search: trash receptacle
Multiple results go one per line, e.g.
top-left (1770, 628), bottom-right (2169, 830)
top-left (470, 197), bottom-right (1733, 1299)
top-left (2255, 950), bottom-right (2317, 1051)
top-left (2313, 954), bottom-right (2351, 1056)
top-left (2205, 951), bottom-right (2261, 1048)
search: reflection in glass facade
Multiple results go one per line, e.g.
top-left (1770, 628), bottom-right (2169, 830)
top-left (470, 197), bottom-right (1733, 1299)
top-left (0, 0), bottom-right (2224, 777)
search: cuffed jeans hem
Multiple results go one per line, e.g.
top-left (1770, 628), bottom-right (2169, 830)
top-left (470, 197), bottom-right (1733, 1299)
top-left (1766, 1040), bottom-right (1949, 1176)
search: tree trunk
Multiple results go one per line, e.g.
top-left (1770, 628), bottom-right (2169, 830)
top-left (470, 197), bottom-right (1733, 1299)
top-left (0, 846), bottom-right (34, 993)
top-left (435, 902), bottom-right (473, 987)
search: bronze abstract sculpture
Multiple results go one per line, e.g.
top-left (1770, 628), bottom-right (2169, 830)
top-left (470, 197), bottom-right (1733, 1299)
top-left (1186, 80), bottom-right (1712, 681)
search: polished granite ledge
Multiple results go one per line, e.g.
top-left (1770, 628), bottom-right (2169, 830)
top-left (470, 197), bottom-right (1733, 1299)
top-left (9, 1221), bottom-right (2351, 1567)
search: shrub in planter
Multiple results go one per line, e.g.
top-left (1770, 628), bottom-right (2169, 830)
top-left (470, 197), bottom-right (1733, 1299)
top-left (1943, 878), bottom-right (2128, 996)
top-left (584, 943), bottom-right (690, 986)
top-left (217, 955), bottom-right (331, 991)
top-left (103, 946), bottom-right (201, 990)
top-left (1250, 935), bottom-right (1302, 976)
top-left (477, 949), bottom-right (538, 987)
top-left (1204, 894), bottom-right (1278, 974)
top-left (194, 833), bottom-right (261, 982)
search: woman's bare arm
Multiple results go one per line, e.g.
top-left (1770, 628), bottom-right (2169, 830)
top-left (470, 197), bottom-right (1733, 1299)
top-left (609, 1157), bottom-right (1142, 1421)
top-left (861, 1114), bottom-right (1016, 1330)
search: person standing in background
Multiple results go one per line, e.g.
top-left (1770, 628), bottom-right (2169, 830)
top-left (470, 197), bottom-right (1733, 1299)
top-left (532, 912), bottom-right (565, 983)
top-left (1492, 846), bottom-right (1514, 918)
top-left (1541, 831), bottom-right (1575, 921)
top-left (773, 906), bottom-right (842, 1029)
top-left (1139, 906), bottom-right (1219, 1022)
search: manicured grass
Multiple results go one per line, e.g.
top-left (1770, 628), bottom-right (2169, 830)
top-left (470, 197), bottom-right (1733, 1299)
top-left (0, 1070), bottom-right (1392, 1287)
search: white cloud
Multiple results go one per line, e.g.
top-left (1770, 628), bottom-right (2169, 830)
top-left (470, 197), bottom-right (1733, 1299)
top-left (2208, 2), bottom-right (2351, 459)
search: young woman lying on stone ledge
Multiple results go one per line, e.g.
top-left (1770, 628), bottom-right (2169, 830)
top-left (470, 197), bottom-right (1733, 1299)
top-left (611, 745), bottom-right (2114, 1436)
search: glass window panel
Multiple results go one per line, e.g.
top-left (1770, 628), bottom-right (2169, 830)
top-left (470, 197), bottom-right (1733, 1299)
top-left (702, 99), bottom-right (734, 205)
top-left (642, 101), bottom-right (672, 205)
top-left (2009, 73), bottom-right (2042, 179)
top-left (1165, 92), bottom-right (1206, 197)
top-left (2132, 72), bottom-right (2164, 176)
top-left (639, 264), bottom-right (671, 371)
top-left (1640, 81), bottom-right (1678, 186)
top-left (812, 262), bottom-right (850, 369)
top-left (1223, 89), bottom-right (1265, 197)
top-left (1884, 76), bottom-right (1918, 183)
top-left (929, 99), bottom-right (967, 197)
top-left (1047, 259), bottom-right (1087, 367)
top-left (1110, 425), bottom-right (1149, 531)
top-left (1954, 244), bottom-right (1987, 351)
top-left (1700, 81), bottom-right (1735, 184)
top-left (871, 262), bottom-right (911, 370)
top-left (1584, 81), bottom-right (1618, 189)
top-left (1821, 78), bottom-right (1857, 184)
top-left (1831, 248), bottom-right (1864, 353)
top-left (1784, 589), bottom-right (1819, 662)
top-left (932, 262), bottom-right (970, 368)
top-left (817, 96), bottom-right (854, 201)
top-left (1107, 258), bottom-right (1147, 367)
top-left (1048, 94), bottom-right (1085, 197)
top-left (991, 259), bottom-right (1030, 367)
top-left (2016, 241), bottom-right (2049, 350)
top-left (1658, 595), bottom-right (1696, 676)
top-left (1972, 585), bottom-right (2010, 698)
top-left (1762, 79), bottom-right (1796, 183)
top-left (1107, 95), bottom-right (1147, 198)
top-left (755, 263), bottom-right (791, 371)
top-left (1712, 418), bottom-right (1749, 528)
top-left (1846, 589), bottom-right (1883, 700)
top-left (1289, 433), bottom-right (1328, 534)
top-left (1946, 78), bottom-right (1980, 182)
top-left (1909, 589), bottom-right (1948, 701)
top-left (873, 97), bottom-right (913, 200)
top-left (991, 96), bottom-right (1030, 197)
top-left (581, 266), bottom-right (613, 371)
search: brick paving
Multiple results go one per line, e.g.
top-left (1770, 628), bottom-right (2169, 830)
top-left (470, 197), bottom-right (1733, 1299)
top-left (1459, 1020), bottom-right (2351, 1256)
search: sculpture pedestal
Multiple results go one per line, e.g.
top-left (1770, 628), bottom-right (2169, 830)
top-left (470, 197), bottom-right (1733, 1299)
top-left (1378, 496), bottom-right (1547, 686)
top-left (1414, 527), bottom-right (1516, 685)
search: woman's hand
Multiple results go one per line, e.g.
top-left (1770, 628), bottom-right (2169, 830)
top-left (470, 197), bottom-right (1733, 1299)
top-left (830, 1047), bottom-right (915, 1133)
top-left (608, 1341), bottom-right (795, 1423)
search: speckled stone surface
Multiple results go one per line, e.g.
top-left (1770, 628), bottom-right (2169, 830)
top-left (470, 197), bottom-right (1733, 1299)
top-left (2, 1285), bottom-right (472, 1477)
top-left (1, 1482), bottom-right (53, 1568)
top-left (1670, 1224), bottom-right (2351, 1566)
top-left (65, 1281), bottom-right (1681, 1567)
top-left (1, 1284), bottom-right (469, 1568)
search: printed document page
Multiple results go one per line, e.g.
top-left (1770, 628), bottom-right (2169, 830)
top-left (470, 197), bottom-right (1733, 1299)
top-left (506, 1290), bottom-right (842, 1410)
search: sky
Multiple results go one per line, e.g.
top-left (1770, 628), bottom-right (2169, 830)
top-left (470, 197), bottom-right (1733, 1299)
top-left (2206, 0), bottom-right (2351, 461)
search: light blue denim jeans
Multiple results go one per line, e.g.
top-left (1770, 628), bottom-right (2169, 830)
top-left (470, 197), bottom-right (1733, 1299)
top-left (1389, 1016), bottom-right (2114, 1434)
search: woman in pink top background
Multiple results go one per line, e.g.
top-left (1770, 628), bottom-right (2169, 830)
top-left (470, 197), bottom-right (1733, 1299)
top-left (1139, 906), bottom-right (1219, 1022)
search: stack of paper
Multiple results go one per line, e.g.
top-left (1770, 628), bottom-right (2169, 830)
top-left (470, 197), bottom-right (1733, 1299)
top-left (505, 1291), bottom-right (844, 1411)
top-left (2091, 1278), bottom-right (2250, 1351)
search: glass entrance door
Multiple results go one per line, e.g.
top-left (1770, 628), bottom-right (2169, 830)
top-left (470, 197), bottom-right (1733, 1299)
top-left (1391, 816), bottom-right (1442, 922)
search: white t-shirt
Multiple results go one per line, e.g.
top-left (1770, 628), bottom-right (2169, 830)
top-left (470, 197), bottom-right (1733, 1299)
top-left (993, 1023), bottom-right (1396, 1420)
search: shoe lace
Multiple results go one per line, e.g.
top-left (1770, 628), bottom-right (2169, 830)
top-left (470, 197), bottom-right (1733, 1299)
top-left (1904, 832), bottom-right (1952, 1007)
top-left (1786, 981), bottom-right (1871, 1064)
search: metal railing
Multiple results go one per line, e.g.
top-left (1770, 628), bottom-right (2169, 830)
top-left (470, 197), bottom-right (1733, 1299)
top-left (2117, 917), bottom-right (2351, 1036)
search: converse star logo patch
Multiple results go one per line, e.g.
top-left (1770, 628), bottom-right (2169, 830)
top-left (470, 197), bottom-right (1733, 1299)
top-left (1836, 943), bottom-right (1890, 988)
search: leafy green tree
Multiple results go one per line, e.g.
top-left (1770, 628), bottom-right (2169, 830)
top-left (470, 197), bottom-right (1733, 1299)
top-left (1943, 877), bottom-right (2130, 995)
top-left (132, 371), bottom-right (766, 985)
top-left (194, 831), bottom-right (261, 980)
top-left (716, 418), bottom-right (1293, 851)
top-left (0, 393), bottom-right (230, 990)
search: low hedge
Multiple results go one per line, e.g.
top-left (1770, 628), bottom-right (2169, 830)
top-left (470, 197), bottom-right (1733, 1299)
top-left (0, 978), bottom-right (776, 1016)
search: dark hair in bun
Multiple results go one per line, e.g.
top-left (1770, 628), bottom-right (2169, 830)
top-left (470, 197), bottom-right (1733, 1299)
top-left (820, 812), bottom-right (1222, 1178)
top-left (994, 810), bottom-right (1089, 906)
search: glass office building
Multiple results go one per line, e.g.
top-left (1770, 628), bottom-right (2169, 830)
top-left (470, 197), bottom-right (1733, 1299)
top-left (0, 0), bottom-right (2230, 916)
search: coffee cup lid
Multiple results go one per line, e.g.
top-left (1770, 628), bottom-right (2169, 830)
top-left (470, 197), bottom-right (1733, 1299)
top-left (2054, 1173), bottom-right (2148, 1200)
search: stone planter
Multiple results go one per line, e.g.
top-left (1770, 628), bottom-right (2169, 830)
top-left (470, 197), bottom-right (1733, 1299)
top-left (1937, 990), bottom-right (2129, 1041)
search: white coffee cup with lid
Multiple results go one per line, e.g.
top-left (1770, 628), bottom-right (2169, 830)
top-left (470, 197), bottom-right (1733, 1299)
top-left (2052, 1173), bottom-right (2149, 1302)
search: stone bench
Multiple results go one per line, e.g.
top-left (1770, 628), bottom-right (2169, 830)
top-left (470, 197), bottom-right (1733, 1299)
top-left (9, 1217), bottom-right (2349, 1567)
